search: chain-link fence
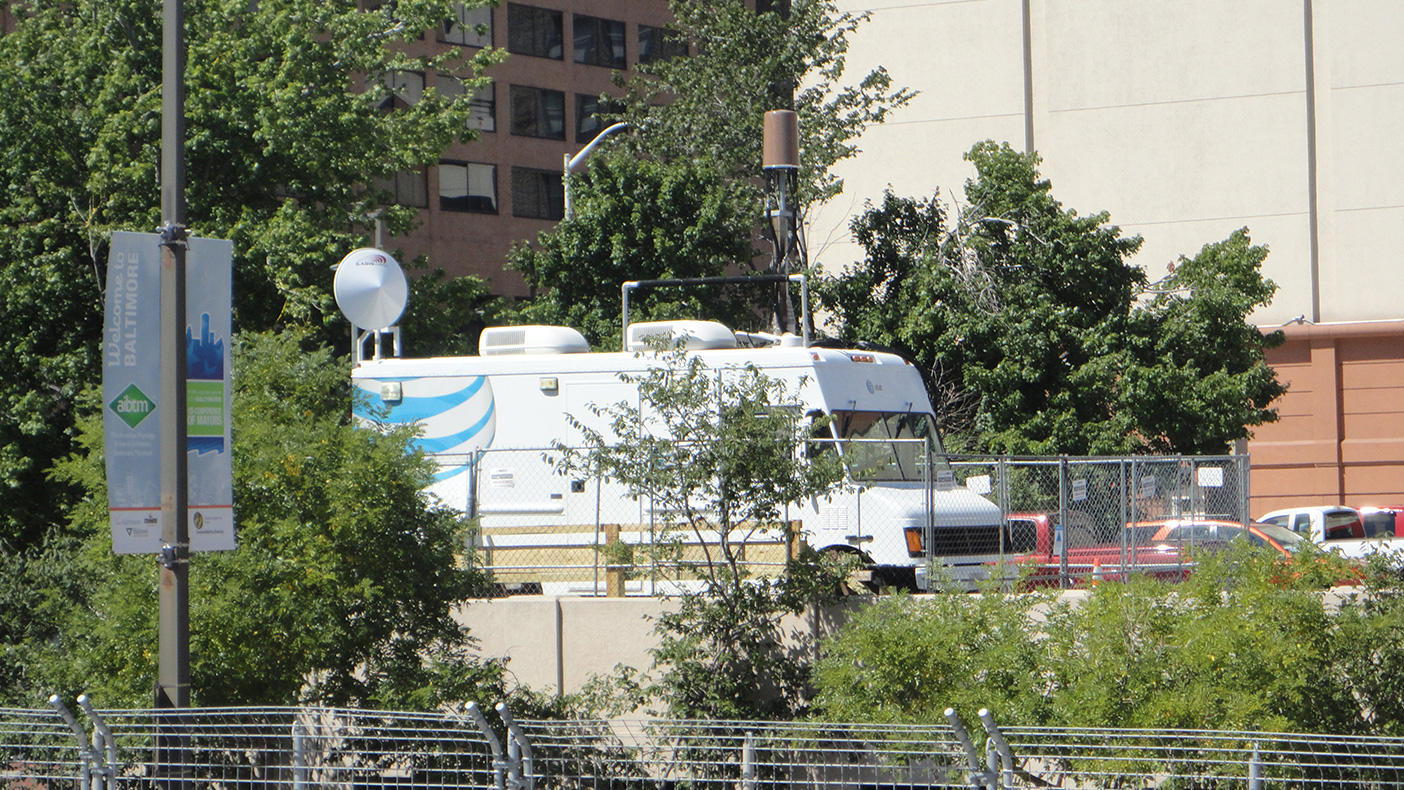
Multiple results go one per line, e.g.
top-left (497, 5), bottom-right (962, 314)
top-left (946, 455), bottom-right (1251, 590)
top-left (430, 447), bottom-right (1249, 595)
top-left (11, 702), bottom-right (1404, 790)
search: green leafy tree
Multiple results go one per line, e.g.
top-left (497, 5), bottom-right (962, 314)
top-left (508, 0), bottom-right (914, 341)
top-left (506, 155), bottom-right (759, 349)
top-left (0, 0), bottom-right (500, 549)
top-left (813, 582), bottom-right (1054, 727)
top-left (18, 330), bottom-right (503, 708)
top-left (818, 142), bottom-right (1285, 454)
top-left (554, 344), bottom-right (845, 719)
top-left (620, 0), bottom-right (914, 207)
top-left (1329, 556), bottom-right (1404, 736)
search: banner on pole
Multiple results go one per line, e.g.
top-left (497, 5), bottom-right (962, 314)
top-left (104, 231), bottom-right (236, 554)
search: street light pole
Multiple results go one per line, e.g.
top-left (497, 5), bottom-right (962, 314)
top-left (156, 0), bottom-right (191, 783)
top-left (562, 121), bottom-right (630, 220)
top-left (157, 0), bottom-right (190, 713)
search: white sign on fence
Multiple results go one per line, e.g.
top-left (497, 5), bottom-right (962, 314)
top-left (1072, 478), bottom-right (1088, 502)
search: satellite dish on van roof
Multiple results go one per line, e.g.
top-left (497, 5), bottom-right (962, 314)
top-left (334, 248), bottom-right (407, 330)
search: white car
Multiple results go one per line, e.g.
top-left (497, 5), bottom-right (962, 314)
top-left (1257, 505), bottom-right (1404, 560)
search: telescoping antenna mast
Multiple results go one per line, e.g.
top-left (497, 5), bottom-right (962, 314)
top-left (763, 110), bottom-right (801, 335)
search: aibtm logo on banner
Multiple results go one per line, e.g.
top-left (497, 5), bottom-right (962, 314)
top-left (110, 383), bottom-right (156, 429)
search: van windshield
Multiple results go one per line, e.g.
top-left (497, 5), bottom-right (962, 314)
top-left (830, 410), bottom-right (948, 482)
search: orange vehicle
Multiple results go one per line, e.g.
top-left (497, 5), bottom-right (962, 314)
top-left (1131, 518), bottom-right (1364, 586)
top-left (997, 516), bottom-right (1357, 589)
top-left (997, 513), bottom-right (1196, 589)
top-left (1126, 518), bottom-right (1298, 555)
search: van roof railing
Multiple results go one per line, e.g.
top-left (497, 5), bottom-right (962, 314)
top-left (621, 274), bottom-right (810, 350)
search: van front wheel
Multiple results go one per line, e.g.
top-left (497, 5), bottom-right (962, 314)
top-left (867, 566), bottom-right (918, 594)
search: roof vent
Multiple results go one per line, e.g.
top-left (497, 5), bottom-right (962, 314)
top-left (479, 325), bottom-right (590, 356)
top-left (627, 321), bottom-right (738, 352)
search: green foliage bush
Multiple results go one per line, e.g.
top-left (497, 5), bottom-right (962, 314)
top-left (816, 543), bottom-right (1404, 735)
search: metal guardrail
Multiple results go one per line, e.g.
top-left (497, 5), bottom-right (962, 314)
top-left (10, 702), bottom-right (1404, 790)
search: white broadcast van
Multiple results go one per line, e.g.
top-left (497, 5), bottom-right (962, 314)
top-left (346, 279), bottom-right (1001, 595)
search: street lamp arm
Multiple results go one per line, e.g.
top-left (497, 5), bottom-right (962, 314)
top-left (563, 122), bottom-right (631, 220)
top-left (566, 122), bottom-right (631, 172)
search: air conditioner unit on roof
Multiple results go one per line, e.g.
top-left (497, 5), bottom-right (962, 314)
top-left (626, 320), bottom-right (738, 351)
top-left (479, 325), bottom-right (590, 356)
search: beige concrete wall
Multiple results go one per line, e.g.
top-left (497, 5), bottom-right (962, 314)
top-left (458, 588), bottom-right (1364, 701)
top-left (454, 594), bottom-right (863, 696)
top-left (455, 596), bottom-right (672, 694)
top-left (811, 0), bottom-right (1404, 327)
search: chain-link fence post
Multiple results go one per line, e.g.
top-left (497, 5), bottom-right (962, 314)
top-left (465, 702), bottom-right (508, 790)
top-left (497, 703), bottom-right (533, 790)
top-left (467, 449), bottom-right (481, 520)
top-left (290, 718), bottom-right (307, 790)
top-left (998, 457), bottom-right (1011, 590)
top-left (925, 440), bottom-right (935, 584)
top-left (1058, 457), bottom-right (1069, 589)
top-left (1240, 452), bottom-right (1252, 525)
top-left (741, 731), bottom-right (756, 790)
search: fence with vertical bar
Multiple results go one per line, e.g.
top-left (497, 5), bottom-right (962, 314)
top-left (11, 703), bottom-right (1404, 790)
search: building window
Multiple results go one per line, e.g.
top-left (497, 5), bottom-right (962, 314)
top-left (439, 75), bottom-right (496, 132)
top-left (507, 3), bottom-right (562, 60)
top-left (443, 3), bottom-right (492, 47)
top-left (376, 169), bottom-right (428, 207)
top-left (576, 94), bottom-right (625, 143)
top-left (373, 71), bottom-right (424, 111)
top-left (638, 24), bottom-right (686, 64)
top-left (467, 81), bottom-right (496, 132)
top-left (512, 167), bottom-right (564, 220)
top-left (573, 14), bottom-right (626, 69)
top-left (440, 161), bottom-right (498, 213)
top-left (510, 84), bottom-right (565, 139)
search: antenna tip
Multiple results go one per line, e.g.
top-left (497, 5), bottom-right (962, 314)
top-left (763, 110), bottom-right (800, 170)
